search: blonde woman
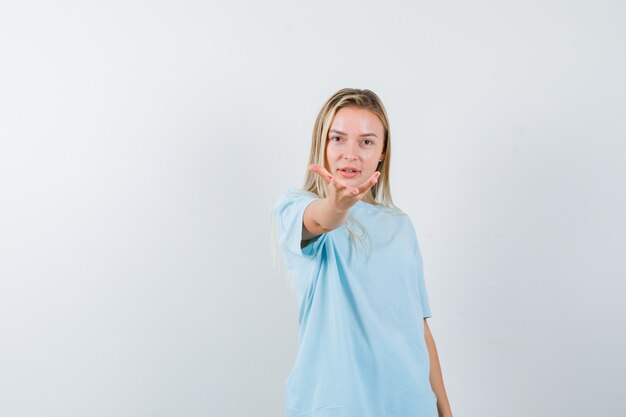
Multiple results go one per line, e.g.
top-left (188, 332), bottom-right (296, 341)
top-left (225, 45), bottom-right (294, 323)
top-left (273, 88), bottom-right (453, 417)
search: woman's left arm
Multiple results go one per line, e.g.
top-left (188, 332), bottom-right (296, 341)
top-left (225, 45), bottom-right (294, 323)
top-left (424, 318), bottom-right (454, 417)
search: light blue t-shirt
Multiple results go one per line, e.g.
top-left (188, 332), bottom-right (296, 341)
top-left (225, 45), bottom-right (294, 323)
top-left (273, 189), bottom-right (438, 417)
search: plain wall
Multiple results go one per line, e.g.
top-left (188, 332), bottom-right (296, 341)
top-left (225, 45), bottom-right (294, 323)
top-left (1, 1), bottom-right (625, 416)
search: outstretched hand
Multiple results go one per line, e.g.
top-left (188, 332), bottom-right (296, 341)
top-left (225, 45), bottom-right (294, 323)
top-left (308, 164), bottom-right (380, 212)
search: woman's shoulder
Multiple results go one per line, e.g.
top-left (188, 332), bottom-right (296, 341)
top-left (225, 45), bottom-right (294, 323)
top-left (367, 203), bottom-right (419, 234)
top-left (359, 200), bottom-right (407, 217)
top-left (275, 188), bottom-right (318, 205)
top-left (273, 188), bottom-right (320, 216)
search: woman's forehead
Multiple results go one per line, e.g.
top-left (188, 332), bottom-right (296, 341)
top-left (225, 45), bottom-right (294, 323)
top-left (330, 107), bottom-right (384, 134)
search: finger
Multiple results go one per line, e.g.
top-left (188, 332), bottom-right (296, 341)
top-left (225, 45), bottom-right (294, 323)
top-left (310, 164), bottom-right (348, 191)
top-left (356, 171), bottom-right (381, 195)
top-left (329, 175), bottom-right (347, 191)
top-left (308, 164), bottom-right (334, 184)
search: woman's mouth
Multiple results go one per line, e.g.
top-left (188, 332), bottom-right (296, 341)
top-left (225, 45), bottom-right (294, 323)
top-left (338, 167), bottom-right (360, 178)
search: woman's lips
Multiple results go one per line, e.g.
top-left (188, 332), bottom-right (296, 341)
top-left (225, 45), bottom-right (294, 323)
top-left (338, 168), bottom-right (360, 178)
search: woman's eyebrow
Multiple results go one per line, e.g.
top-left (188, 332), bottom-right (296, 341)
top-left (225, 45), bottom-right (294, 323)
top-left (329, 129), bottom-right (378, 137)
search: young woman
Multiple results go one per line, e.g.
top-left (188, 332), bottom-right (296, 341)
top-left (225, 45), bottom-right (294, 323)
top-left (273, 88), bottom-right (453, 417)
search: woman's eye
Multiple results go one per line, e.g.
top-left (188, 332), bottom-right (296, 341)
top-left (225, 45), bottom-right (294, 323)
top-left (331, 136), bottom-right (342, 142)
top-left (363, 139), bottom-right (373, 145)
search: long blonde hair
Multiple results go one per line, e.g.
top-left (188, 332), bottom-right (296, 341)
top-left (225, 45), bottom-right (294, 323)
top-left (304, 88), bottom-right (401, 257)
top-left (303, 88), bottom-right (397, 208)
top-left (272, 88), bottom-right (401, 289)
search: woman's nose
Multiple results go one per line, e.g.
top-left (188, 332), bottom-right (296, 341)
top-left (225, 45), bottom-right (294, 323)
top-left (343, 142), bottom-right (358, 160)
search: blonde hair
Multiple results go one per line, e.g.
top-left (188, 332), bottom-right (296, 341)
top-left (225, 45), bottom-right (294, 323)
top-left (304, 88), bottom-right (401, 257)
top-left (272, 88), bottom-right (402, 289)
top-left (303, 88), bottom-right (397, 208)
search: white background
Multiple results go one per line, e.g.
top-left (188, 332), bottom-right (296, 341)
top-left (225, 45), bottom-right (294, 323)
top-left (1, 1), bottom-right (625, 416)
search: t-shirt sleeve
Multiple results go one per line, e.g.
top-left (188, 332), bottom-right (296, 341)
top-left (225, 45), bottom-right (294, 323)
top-left (273, 190), bottom-right (328, 258)
top-left (414, 237), bottom-right (433, 319)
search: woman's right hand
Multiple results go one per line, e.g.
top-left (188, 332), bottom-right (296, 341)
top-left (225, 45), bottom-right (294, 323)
top-left (301, 164), bottom-right (380, 240)
top-left (308, 164), bottom-right (380, 213)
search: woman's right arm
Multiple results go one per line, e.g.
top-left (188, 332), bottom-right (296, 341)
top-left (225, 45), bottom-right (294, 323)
top-left (302, 198), bottom-right (350, 240)
top-left (302, 164), bottom-right (380, 241)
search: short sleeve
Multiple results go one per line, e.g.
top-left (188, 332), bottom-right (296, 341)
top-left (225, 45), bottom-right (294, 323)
top-left (273, 189), bottom-right (328, 258)
top-left (414, 237), bottom-right (433, 319)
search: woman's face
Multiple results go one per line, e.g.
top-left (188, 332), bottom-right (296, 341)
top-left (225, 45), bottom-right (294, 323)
top-left (325, 106), bottom-right (386, 189)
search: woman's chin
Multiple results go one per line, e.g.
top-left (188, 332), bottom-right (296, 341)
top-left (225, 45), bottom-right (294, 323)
top-left (346, 179), bottom-right (367, 190)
